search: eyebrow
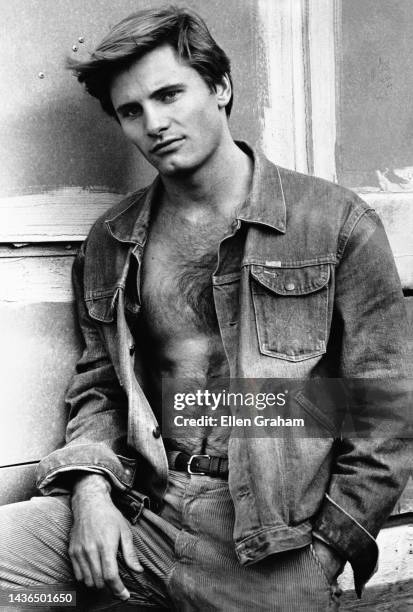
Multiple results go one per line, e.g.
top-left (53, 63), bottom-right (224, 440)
top-left (115, 82), bottom-right (186, 115)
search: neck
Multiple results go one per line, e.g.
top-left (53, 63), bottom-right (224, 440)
top-left (160, 138), bottom-right (252, 220)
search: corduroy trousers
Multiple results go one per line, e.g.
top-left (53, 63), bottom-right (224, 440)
top-left (0, 471), bottom-right (342, 611)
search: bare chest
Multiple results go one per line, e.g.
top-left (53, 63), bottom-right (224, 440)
top-left (141, 211), bottom-right (229, 339)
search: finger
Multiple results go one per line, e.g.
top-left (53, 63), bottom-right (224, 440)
top-left (75, 555), bottom-right (95, 589)
top-left (101, 548), bottom-right (130, 600)
top-left (71, 557), bottom-right (83, 583)
top-left (120, 528), bottom-right (143, 573)
top-left (84, 546), bottom-right (105, 589)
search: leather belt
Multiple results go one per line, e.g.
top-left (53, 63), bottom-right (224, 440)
top-left (169, 452), bottom-right (229, 478)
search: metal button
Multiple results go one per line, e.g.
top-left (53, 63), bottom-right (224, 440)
top-left (152, 426), bottom-right (161, 439)
top-left (124, 468), bottom-right (132, 477)
top-left (129, 343), bottom-right (135, 356)
top-left (285, 282), bottom-right (295, 291)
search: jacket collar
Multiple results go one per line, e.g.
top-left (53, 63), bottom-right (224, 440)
top-left (105, 142), bottom-right (286, 245)
top-left (236, 142), bottom-right (286, 233)
top-left (105, 178), bottom-right (160, 247)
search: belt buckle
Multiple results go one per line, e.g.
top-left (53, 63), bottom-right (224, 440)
top-left (187, 454), bottom-right (210, 475)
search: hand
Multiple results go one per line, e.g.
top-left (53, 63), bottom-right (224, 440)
top-left (312, 538), bottom-right (345, 584)
top-left (69, 474), bottom-right (143, 600)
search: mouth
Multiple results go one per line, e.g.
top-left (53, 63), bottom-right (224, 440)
top-left (150, 137), bottom-right (184, 154)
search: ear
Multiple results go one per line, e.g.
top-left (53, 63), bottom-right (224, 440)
top-left (215, 73), bottom-right (232, 110)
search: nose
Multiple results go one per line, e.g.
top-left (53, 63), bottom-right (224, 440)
top-left (144, 104), bottom-right (169, 137)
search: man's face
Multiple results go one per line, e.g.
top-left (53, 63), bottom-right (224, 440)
top-left (110, 44), bottom-right (229, 176)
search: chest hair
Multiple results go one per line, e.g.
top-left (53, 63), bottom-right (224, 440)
top-left (142, 210), bottom-right (233, 334)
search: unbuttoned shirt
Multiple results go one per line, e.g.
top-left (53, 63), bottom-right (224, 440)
top-left (36, 143), bottom-right (411, 597)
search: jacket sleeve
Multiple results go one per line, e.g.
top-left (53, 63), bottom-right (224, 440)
top-left (36, 241), bottom-right (136, 495)
top-left (312, 206), bottom-right (412, 597)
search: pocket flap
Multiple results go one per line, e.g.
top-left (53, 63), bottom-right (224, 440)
top-left (251, 264), bottom-right (330, 295)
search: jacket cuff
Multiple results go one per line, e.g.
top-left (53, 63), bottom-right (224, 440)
top-left (36, 442), bottom-right (137, 495)
top-left (313, 493), bottom-right (378, 597)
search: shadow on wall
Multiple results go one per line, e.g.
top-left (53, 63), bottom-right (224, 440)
top-left (1, 93), bottom-right (155, 195)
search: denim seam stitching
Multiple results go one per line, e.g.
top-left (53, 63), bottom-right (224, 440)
top-left (336, 208), bottom-right (373, 262)
top-left (324, 494), bottom-right (376, 543)
top-left (243, 256), bottom-right (337, 268)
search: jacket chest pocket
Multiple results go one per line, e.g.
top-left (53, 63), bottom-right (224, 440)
top-left (251, 263), bottom-right (330, 361)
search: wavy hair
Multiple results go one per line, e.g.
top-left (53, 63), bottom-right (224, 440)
top-left (68, 5), bottom-right (233, 118)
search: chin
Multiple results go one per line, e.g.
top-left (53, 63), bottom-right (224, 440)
top-left (158, 157), bottom-right (201, 177)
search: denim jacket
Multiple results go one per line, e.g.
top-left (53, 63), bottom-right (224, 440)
top-left (36, 145), bottom-right (410, 596)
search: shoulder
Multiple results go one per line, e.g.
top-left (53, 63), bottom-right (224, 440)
top-left (274, 165), bottom-right (374, 242)
top-left (277, 165), bottom-right (369, 214)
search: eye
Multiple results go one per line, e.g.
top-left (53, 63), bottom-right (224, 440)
top-left (161, 89), bottom-right (182, 103)
top-left (120, 104), bottom-right (142, 119)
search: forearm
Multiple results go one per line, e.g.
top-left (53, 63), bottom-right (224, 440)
top-left (72, 473), bottom-right (112, 503)
top-left (72, 473), bottom-right (113, 521)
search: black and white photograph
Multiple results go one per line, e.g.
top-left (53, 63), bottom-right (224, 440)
top-left (0, 1), bottom-right (411, 610)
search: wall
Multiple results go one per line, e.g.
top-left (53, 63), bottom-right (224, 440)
top-left (338, 0), bottom-right (413, 189)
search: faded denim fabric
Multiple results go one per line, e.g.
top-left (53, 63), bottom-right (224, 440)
top-left (36, 144), bottom-right (411, 597)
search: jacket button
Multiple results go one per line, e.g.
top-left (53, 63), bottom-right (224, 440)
top-left (152, 426), bottom-right (161, 439)
top-left (124, 468), bottom-right (132, 477)
top-left (285, 282), bottom-right (295, 291)
top-left (129, 343), bottom-right (135, 356)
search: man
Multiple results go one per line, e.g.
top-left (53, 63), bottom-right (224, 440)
top-left (0, 6), bottom-right (410, 611)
